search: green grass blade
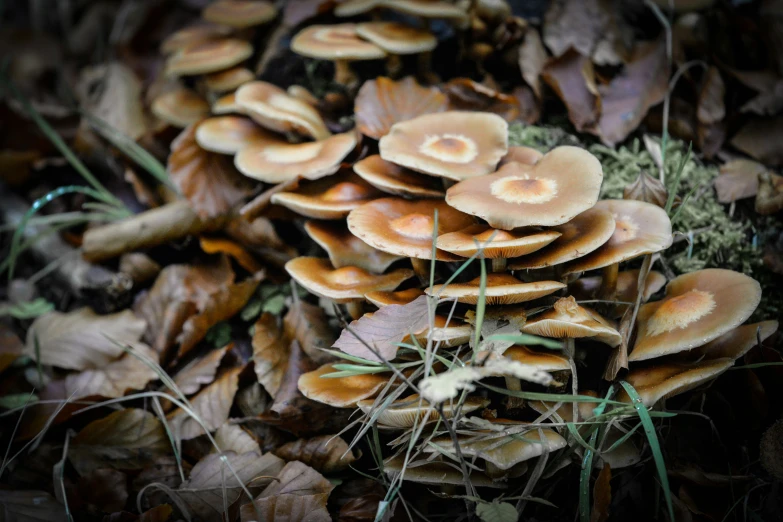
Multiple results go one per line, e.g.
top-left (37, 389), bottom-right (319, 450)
top-left (481, 384), bottom-right (626, 406)
top-left (579, 427), bottom-right (600, 522)
top-left (483, 334), bottom-right (562, 350)
top-left (472, 256), bottom-right (487, 356)
top-left (664, 142), bottom-right (692, 215)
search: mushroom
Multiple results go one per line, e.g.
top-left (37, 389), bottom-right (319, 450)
top-left (298, 362), bottom-right (392, 407)
top-left (379, 111), bottom-right (508, 181)
top-left (285, 257), bottom-right (414, 319)
top-left (334, 0), bottom-right (385, 17)
top-left (568, 269), bottom-right (667, 317)
top-left (365, 288), bottom-right (425, 307)
top-left (270, 171), bottom-right (382, 219)
top-left (212, 92), bottom-right (240, 114)
top-left (690, 320), bottom-right (778, 361)
top-left (499, 145), bottom-right (544, 166)
top-left (151, 87), bottom-right (210, 128)
top-left (356, 394), bottom-right (488, 429)
top-left (436, 224), bottom-right (561, 272)
top-left (291, 24), bottom-right (387, 88)
top-left (203, 66), bottom-right (254, 93)
top-left (195, 116), bottom-right (273, 154)
top-left (485, 344), bottom-right (571, 395)
top-left (445, 146), bottom-right (603, 229)
top-left (304, 219), bottom-right (403, 273)
top-left (383, 455), bottom-right (502, 488)
top-left (404, 314), bottom-right (472, 348)
top-left (235, 81), bottom-right (331, 140)
top-left (160, 24), bottom-right (232, 55)
top-left (628, 269), bottom-right (762, 362)
top-left (202, 0), bottom-right (277, 28)
top-left (443, 78), bottom-right (521, 121)
top-left (355, 22), bottom-right (438, 79)
top-left (382, 0), bottom-right (469, 25)
top-left (353, 154), bottom-right (444, 198)
top-left (165, 38), bottom-right (254, 77)
top-left (234, 131), bottom-right (358, 183)
top-left (426, 273), bottom-right (565, 305)
top-left (522, 296), bottom-right (622, 348)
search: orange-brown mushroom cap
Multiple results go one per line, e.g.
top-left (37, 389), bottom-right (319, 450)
top-left (160, 24), bottom-right (232, 55)
top-left (383, 0), bottom-right (469, 22)
top-left (291, 23), bottom-right (387, 61)
top-left (405, 315), bottom-right (472, 348)
top-left (203, 66), bottom-right (254, 93)
top-left (202, 0), bottom-right (277, 28)
top-left (445, 146), bottom-right (603, 229)
top-left (165, 38), bottom-right (253, 77)
top-left (383, 455), bottom-right (501, 487)
top-left (212, 92), bottom-right (240, 114)
top-left (195, 116), bottom-right (273, 154)
top-left (298, 362), bottom-right (391, 407)
top-left (497, 345), bottom-right (571, 372)
top-left (353, 154), bottom-right (444, 198)
top-left (365, 288), bottom-right (425, 307)
top-left (285, 257), bottom-right (414, 303)
top-left (569, 269), bottom-right (667, 305)
top-left (235, 81), bottom-right (330, 140)
top-left (426, 273), bottom-right (565, 305)
top-left (436, 224), bottom-right (561, 259)
top-left (379, 111), bottom-right (508, 181)
top-left (521, 296), bottom-right (621, 347)
top-left (151, 87), bottom-right (210, 128)
top-left (335, 0), bottom-right (385, 17)
top-left (690, 320), bottom-right (778, 360)
top-left (357, 394), bottom-right (488, 428)
top-left (347, 198), bottom-right (475, 260)
top-left (271, 172), bottom-right (382, 219)
top-left (304, 220), bottom-right (403, 273)
top-left (355, 22), bottom-right (437, 54)
top-left (629, 269), bottom-right (763, 361)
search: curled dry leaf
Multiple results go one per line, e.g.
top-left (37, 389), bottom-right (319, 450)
top-left (714, 159), bottom-right (768, 203)
top-left (542, 49), bottom-right (600, 132)
top-left (543, 0), bottom-right (629, 65)
top-left (623, 171), bottom-right (669, 208)
top-left (591, 463), bottom-right (612, 522)
top-left (518, 27), bottom-right (548, 99)
top-left (200, 236), bottom-right (265, 274)
top-left (730, 115), bottom-right (783, 167)
top-left (273, 434), bottom-right (358, 473)
top-left (24, 308), bottom-right (145, 371)
top-left (0, 322), bottom-right (23, 374)
top-left (0, 490), bottom-right (66, 522)
top-left (168, 366), bottom-right (242, 440)
top-left (213, 423), bottom-right (261, 455)
top-left (77, 468), bottom-right (129, 514)
top-left (283, 298), bottom-right (336, 365)
top-left (77, 62), bottom-right (147, 141)
top-left (253, 312), bottom-right (290, 398)
top-left (442, 78), bottom-right (521, 122)
top-left (168, 123), bottom-right (256, 219)
top-left (173, 344), bottom-right (230, 395)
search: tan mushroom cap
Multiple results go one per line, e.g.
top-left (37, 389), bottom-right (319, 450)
top-left (379, 111), bottom-right (508, 181)
top-left (285, 257), bottom-right (414, 303)
top-left (446, 147), bottom-right (603, 229)
top-left (498, 345), bottom-right (570, 372)
top-left (165, 38), bottom-right (253, 77)
top-left (691, 320), bottom-right (778, 361)
top-left (629, 269), bottom-right (763, 362)
top-left (522, 296), bottom-right (621, 347)
top-left (353, 154), bottom-right (444, 198)
top-left (195, 116), bottom-right (273, 154)
top-left (291, 24), bottom-right (387, 61)
top-left (564, 200), bottom-right (673, 274)
top-left (151, 87), bottom-right (210, 128)
top-left (235, 131), bottom-right (358, 183)
top-left (212, 92), bottom-right (240, 114)
top-left (528, 391), bottom-right (599, 423)
top-left (335, 0), bottom-right (385, 17)
top-left (509, 207), bottom-right (616, 269)
top-left (271, 172), bottom-right (382, 219)
top-left (437, 224), bottom-right (561, 259)
top-left (569, 269), bottom-right (667, 305)
top-left (405, 315), bottom-right (472, 347)
top-left (365, 288), bottom-right (425, 307)
top-left (304, 220), bottom-right (403, 273)
top-left (160, 24), bottom-right (232, 55)
top-left (618, 358), bottom-right (734, 407)
top-left (298, 363), bottom-right (391, 407)
top-left (235, 81), bottom-right (330, 140)
top-left (202, 0), bottom-right (277, 28)
top-left (427, 273), bottom-right (565, 305)
top-left (347, 198), bottom-right (475, 261)
top-left (203, 66), bottom-right (254, 93)
top-left (357, 394), bottom-right (488, 428)
top-left (595, 430), bottom-right (642, 469)
top-left (384, 456), bottom-right (502, 487)
top-left (355, 22), bottom-right (437, 54)
top-left (500, 146), bottom-right (544, 166)
top-left (383, 0), bottom-right (469, 22)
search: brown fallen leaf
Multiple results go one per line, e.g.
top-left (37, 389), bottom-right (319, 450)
top-left (77, 62), bottom-right (147, 141)
top-left (542, 49), bottom-right (601, 132)
top-left (442, 78), bottom-right (520, 122)
top-left (273, 434), bottom-right (359, 473)
top-left (731, 115), bottom-right (783, 166)
top-left (253, 312), bottom-right (290, 398)
top-left (283, 298), bottom-right (337, 366)
top-left (212, 423), bottom-right (262, 455)
top-left (741, 80), bottom-right (783, 116)
top-left (132, 456), bottom-right (191, 507)
top-left (623, 171), bottom-right (670, 208)
top-left (200, 236), bottom-right (265, 273)
top-left (543, 0), bottom-right (629, 65)
top-left (518, 27), bottom-right (548, 99)
top-left (168, 366), bottom-right (242, 440)
top-left (697, 66), bottom-right (726, 157)
top-left (591, 463), bottom-right (612, 522)
top-left (77, 468), bottom-right (129, 515)
top-left (173, 345), bottom-right (230, 395)
top-left (756, 171), bottom-right (783, 215)
top-left (0, 490), bottom-right (66, 521)
top-left (0, 322), bottom-right (23, 374)
top-left (119, 252), bottom-right (162, 285)
top-left (714, 159), bottom-right (768, 203)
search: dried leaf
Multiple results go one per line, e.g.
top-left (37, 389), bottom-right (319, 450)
top-left (168, 366), bottom-right (241, 440)
top-left (332, 295), bottom-right (430, 363)
top-left (756, 171), bottom-right (783, 215)
top-left (0, 490), bottom-right (66, 521)
top-left (283, 299), bottom-right (336, 365)
top-left (731, 115), bottom-right (783, 166)
top-left (476, 501), bottom-right (518, 522)
top-left (77, 62), bottom-right (147, 141)
top-left (623, 171), bottom-right (669, 208)
top-left (24, 308), bottom-right (146, 370)
top-left (213, 424), bottom-right (261, 455)
top-left (338, 494), bottom-right (384, 522)
top-left (132, 456), bottom-right (190, 503)
top-left (541, 49), bottom-right (600, 132)
top-left (60, 342), bottom-right (159, 399)
top-left (168, 123), bottom-right (256, 218)
top-left (77, 468), bottom-right (129, 514)
top-left (518, 27), bottom-right (548, 99)
top-left (443, 78), bottom-right (520, 122)
top-left (714, 159), bottom-right (767, 203)
top-left (252, 313), bottom-right (289, 398)
top-left (200, 236), bottom-right (265, 274)
top-left (543, 0), bottom-right (628, 65)
top-left (0, 322), bottom-right (23, 374)
top-left (697, 67), bottom-right (725, 125)
top-left (741, 80), bottom-right (783, 116)
top-left (173, 345), bottom-right (230, 395)
top-left (273, 434), bottom-right (358, 473)
top-left (590, 464), bottom-right (612, 522)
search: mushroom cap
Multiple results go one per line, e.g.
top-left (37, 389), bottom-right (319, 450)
top-left (522, 296), bottom-right (621, 347)
top-left (569, 269), bottom-right (667, 305)
top-left (629, 269), bottom-right (763, 361)
top-left (195, 116), bottom-right (273, 154)
top-left (165, 38), bottom-right (253, 77)
top-left (618, 358), bottom-right (734, 407)
top-left (160, 24), bottom-right (232, 55)
top-left (298, 362), bottom-right (391, 407)
top-left (382, 0), bottom-right (469, 22)
top-left (271, 171), bottom-right (382, 219)
top-left (528, 391), bottom-right (599, 423)
top-left (291, 24), bottom-right (387, 61)
top-left (436, 224), bottom-right (561, 259)
top-left (151, 87), bottom-right (210, 128)
top-left (426, 273), bottom-right (565, 305)
top-left (354, 76), bottom-right (449, 140)
top-left (235, 81), bottom-right (331, 140)
top-left (365, 288), bottom-right (425, 307)
top-left (285, 257), bottom-right (414, 302)
top-left (235, 131), bottom-right (358, 183)
top-left (405, 315), bottom-right (472, 348)
top-left (212, 92), bottom-right (240, 114)
top-left (304, 220), bottom-right (403, 273)
top-left (497, 345), bottom-right (571, 371)
top-left (379, 111), bottom-right (508, 181)
top-left (445, 146), bottom-right (603, 229)
top-left (355, 22), bottom-right (437, 54)
top-left (353, 154), bottom-right (444, 198)
top-left (564, 199), bottom-right (673, 274)
top-left (383, 456), bottom-right (502, 487)
top-left (357, 394), bottom-right (488, 428)
top-left (203, 66), bottom-right (254, 93)
top-left (508, 207), bottom-right (616, 269)
top-left (334, 0), bottom-right (385, 17)
top-left (202, 0), bottom-right (277, 28)
top-left (347, 198), bottom-right (475, 260)
top-left (500, 146), bottom-right (544, 166)
top-left (286, 85), bottom-right (319, 106)
top-left (691, 320), bottom-right (778, 361)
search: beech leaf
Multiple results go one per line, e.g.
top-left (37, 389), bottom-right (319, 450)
top-left (476, 501), bottom-right (519, 522)
top-left (273, 434), bottom-right (359, 474)
top-left (0, 490), bottom-right (66, 522)
top-left (252, 313), bottom-right (290, 398)
top-left (173, 345), bottom-right (230, 395)
top-left (168, 366), bottom-right (241, 440)
top-left (60, 342), bottom-right (159, 399)
top-left (283, 299), bottom-right (337, 365)
top-left (212, 424), bottom-right (261, 455)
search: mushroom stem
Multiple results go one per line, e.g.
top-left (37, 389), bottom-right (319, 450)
top-left (599, 263), bottom-right (619, 300)
top-left (385, 54), bottom-right (403, 78)
top-left (503, 376), bottom-right (525, 409)
top-left (491, 257), bottom-right (507, 273)
top-left (333, 59), bottom-right (357, 88)
top-left (346, 300), bottom-right (364, 320)
top-left (417, 51), bottom-right (440, 84)
top-left (411, 257), bottom-right (431, 283)
top-left (565, 338), bottom-right (578, 423)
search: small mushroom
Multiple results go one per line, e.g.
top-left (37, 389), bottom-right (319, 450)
top-left (151, 87), bottom-right (210, 128)
top-left (304, 219), bottom-right (403, 273)
top-left (212, 92), bottom-right (240, 114)
top-left (499, 145), bottom-right (544, 166)
top-left (383, 455), bottom-right (501, 488)
top-left (426, 273), bottom-right (565, 305)
top-left (165, 38), bottom-right (253, 77)
top-left (202, 0), bottom-right (277, 28)
top-left (499, 345), bottom-right (571, 371)
top-left (298, 362), bottom-right (392, 407)
top-left (522, 296), bottom-right (622, 347)
top-left (334, 0), bottom-right (385, 17)
top-left (356, 394), bottom-right (488, 428)
top-left (568, 269), bottom-right (667, 317)
top-left (355, 22), bottom-right (438, 79)
top-left (365, 288), bottom-right (425, 307)
top-left (690, 320), bottom-right (778, 361)
top-left (203, 66), bottom-right (254, 93)
top-left (160, 24), bottom-right (232, 55)
top-left (353, 154), bottom-right (444, 198)
top-left (404, 314), bottom-right (472, 348)
top-left (271, 172), bottom-right (382, 219)
top-left (195, 116), bottom-right (273, 154)
top-left (384, 0), bottom-right (469, 24)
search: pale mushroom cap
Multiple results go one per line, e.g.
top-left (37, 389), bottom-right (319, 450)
top-left (347, 198), bottom-right (475, 260)
top-left (629, 269), bottom-right (763, 361)
top-left (235, 81), bottom-right (331, 140)
top-left (357, 394), bottom-right (488, 428)
top-left (691, 320), bottom-right (778, 361)
top-left (202, 0), bottom-right (277, 28)
top-left (165, 38), bottom-right (253, 77)
top-left (304, 220), bottom-right (403, 273)
top-left (379, 111), bottom-right (508, 181)
top-left (291, 24), bottom-right (387, 60)
top-left (426, 273), bottom-right (565, 305)
top-left (335, 0), bottom-right (385, 17)
top-left (529, 391), bottom-right (599, 424)
top-left (285, 257), bottom-right (414, 302)
top-left (271, 172), bottom-right (381, 219)
top-left (381, 0), bottom-right (469, 21)
top-left (298, 362), bottom-right (390, 407)
top-left (569, 269), bottom-right (667, 305)
top-left (565, 199), bottom-right (673, 274)
top-left (151, 87), bottom-right (210, 128)
top-left (500, 146), bottom-right (544, 166)
top-left (436, 224), bottom-right (561, 259)
top-left (160, 24), bottom-right (232, 55)
top-left (365, 288), bottom-right (425, 307)
top-left (195, 116), bottom-right (274, 154)
top-left (354, 76), bottom-right (449, 140)
top-left (445, 146), bottom-right (603, 229)
top-left (203, 66), bottom-right (254, 93)
top-left (286, 85), bottom-right (319, 106)
top-left (596, 429), bottom-right (642, 469)
top-left (235, 131), bottom-right (357, 183)
top-left (355, 22), bottom-right (437, 54)
top-left (522, 296), bottom-right (621, 347)
top-left (353, 154), bottom-right (444, 198)
top-left (406, 315), bottom-right (472, 347)
top-left (212, 92), bottom-right (240, 114)
top-left (498, 345), bottom-right (570, 372)
top-left (384, 456), bottom-right (501, 487)
top-left (618, 358), bottom-right (734, 407)
top-left (509, 207), bottom-right (616, 269)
